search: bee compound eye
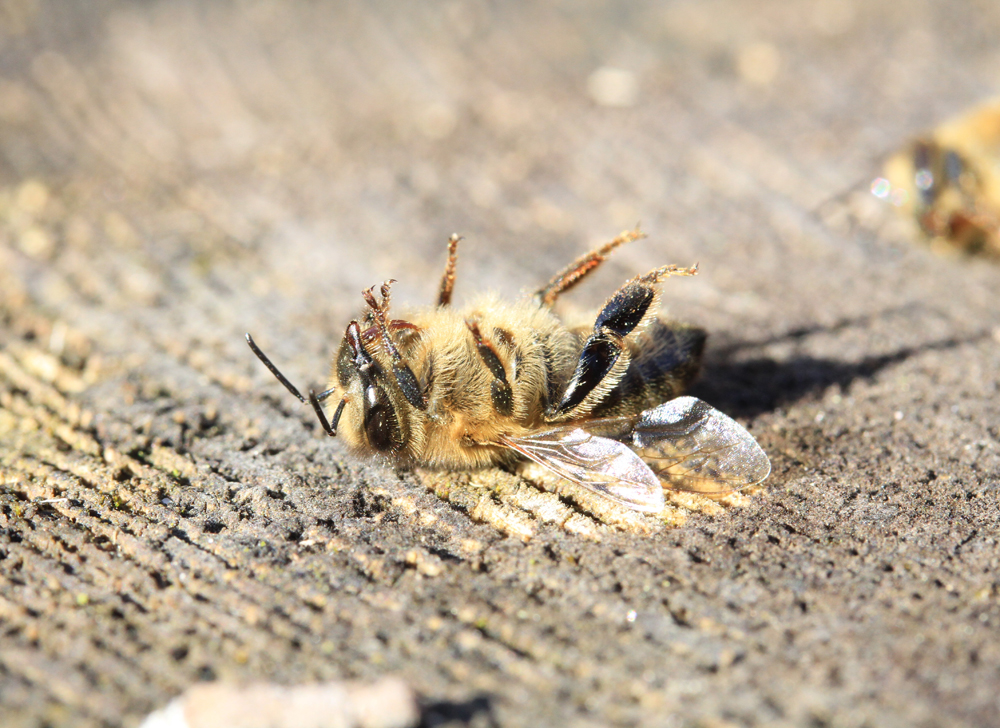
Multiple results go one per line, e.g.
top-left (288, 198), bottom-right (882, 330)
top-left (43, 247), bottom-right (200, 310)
top-left (363, 387), bottom-right (402, 452)
top-left (336, 341), bottom-right (356, 387)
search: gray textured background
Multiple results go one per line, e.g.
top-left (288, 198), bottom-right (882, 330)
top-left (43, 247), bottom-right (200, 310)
top-left (1, 1), bottom-right (999, 726)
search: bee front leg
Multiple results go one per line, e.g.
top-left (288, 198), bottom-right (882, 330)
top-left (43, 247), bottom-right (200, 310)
top-left (363, 282), bottom-right (428, 410)
top-left (546, 263), bottom-right (698, 421)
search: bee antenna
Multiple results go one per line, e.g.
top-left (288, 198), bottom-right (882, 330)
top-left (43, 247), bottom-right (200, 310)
top-left (246, 333), bottom-right (307, 403)
top-left (248, 333), bottom-right (343, 437)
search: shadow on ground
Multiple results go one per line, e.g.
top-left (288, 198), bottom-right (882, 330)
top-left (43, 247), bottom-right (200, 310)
top-left (695, 309), bottom-right (991, 418)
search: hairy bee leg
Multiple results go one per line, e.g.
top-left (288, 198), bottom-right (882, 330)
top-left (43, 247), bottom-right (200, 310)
top-left (606, 319), bottom-right (707, 415)
top-left (546, 329), bottom-right (631, 420)
top-left (546, 263), bottom-right (698, 420)
top-left (466, 320), bottom-right (514, 415)
top-left (437, 233), bottom-right (462, 307)
top-left (534, 226), bottom-right (645, 307)
top-left (362, 282), bottom-right (428, 410)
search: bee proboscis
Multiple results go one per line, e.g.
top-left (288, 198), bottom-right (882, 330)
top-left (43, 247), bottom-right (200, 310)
top-left (246, 228), bottom-right (770, 514)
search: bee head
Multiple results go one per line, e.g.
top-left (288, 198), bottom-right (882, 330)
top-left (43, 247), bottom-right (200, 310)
top-left (334, 321), bottom-right (412, 455)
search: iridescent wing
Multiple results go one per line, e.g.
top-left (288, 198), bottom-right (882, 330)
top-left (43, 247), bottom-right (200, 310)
top-left (502, 397), bottom-right (770, 511)
top-left (500, 427), bottom-right (665, 513)
top-left (629, 396), bottom-right (771, 495)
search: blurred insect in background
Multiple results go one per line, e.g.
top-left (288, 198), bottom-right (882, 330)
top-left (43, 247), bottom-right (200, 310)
top-left (246, 228), bottom-right (770, 514)
top-left (876, 100), bottom-right (1000, 258)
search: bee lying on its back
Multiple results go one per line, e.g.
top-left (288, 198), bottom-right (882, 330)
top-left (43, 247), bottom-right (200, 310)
top-left (247, 229), bottom-right (770, 513)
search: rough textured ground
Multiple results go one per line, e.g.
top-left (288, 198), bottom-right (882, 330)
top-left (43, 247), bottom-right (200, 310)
top-left (1, 2), bottom-right (999, 727)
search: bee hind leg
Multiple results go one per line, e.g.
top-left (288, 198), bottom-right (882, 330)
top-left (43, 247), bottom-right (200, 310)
top-left (546, 263), bottom-right (698, 421)
top-left (595, 319), bottom-right (706, 417)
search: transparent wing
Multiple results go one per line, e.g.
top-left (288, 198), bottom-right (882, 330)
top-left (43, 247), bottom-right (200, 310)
top-left (500, 427), bottom-right (665, 513)
top-left (630, 396), bottom-right (771, 495)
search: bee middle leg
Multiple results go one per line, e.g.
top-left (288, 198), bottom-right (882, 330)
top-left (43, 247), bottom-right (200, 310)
top-left (547, 263), bottom-right (698, 420)
top-left (437, 233), bottom-right (462, 307)
top-left (466, 320), bottom-right (514, 416)
top-left (534, 227), bottom-right (645, 307)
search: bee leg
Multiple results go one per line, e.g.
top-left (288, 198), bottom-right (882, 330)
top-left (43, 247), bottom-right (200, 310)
top-left (534, 226), bottom-right (645, 307)
top-left (546, 263), bottom-right (698, 420)
top-left (360, 320), bottom-right (421, 346)
top-left (599, 319), bottom-right (707, 416)
top-left (437, 233), bottom-right (462, 307)
top-left (308, 389), bottom-right (345, 437)
top-left (362, 282), bottom-right (429, 410)
top-left (466, 320), bottom-right (514, 416)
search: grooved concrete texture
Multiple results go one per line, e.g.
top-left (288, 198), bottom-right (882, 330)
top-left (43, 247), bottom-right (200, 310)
top-left (1, 2), bottom-right (999, 727)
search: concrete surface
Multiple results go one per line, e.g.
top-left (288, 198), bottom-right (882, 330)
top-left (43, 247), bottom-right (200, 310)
top-left (1, 2), bottom-right (999, 727)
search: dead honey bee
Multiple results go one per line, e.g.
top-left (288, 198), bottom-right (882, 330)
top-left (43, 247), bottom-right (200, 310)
top-left (877, 100), bottom-right (1000, 257)
top-left (246, 229), bottom-right (770, 513)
